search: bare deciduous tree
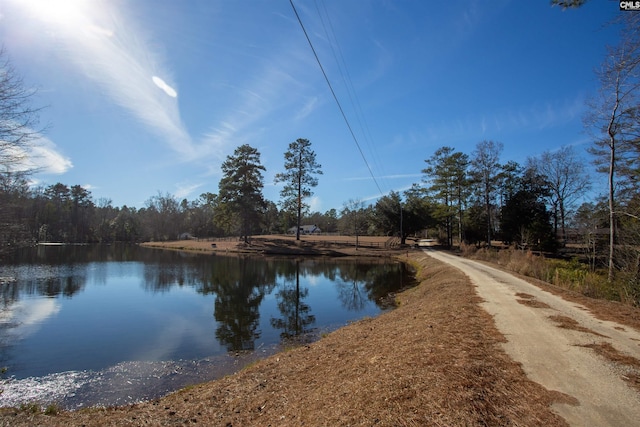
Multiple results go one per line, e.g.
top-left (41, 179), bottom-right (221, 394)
top-left (586, 13), bottom-right (640, 282)
top-left (527, 146), bottom-right (591, 244)
top-left (0, 48), bottom-right (43, 172)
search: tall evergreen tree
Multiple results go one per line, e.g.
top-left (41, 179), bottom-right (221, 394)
top-left (372, 191), bottom-right (403, 239)
top-left (274, 138), bottom-right (322, 240)
top-left (423, 147), bottom-right (469, 247)
top-left (218, 144), bottom-right (266, 243)
top-left (470, 140), bottom-right (503, 247)
top-left (500, 171), bottom-right (555, 251)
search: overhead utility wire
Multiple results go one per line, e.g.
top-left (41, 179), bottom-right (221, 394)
top-left (288, 0), bottom-right (384, 197)
top-left (315, 0), bottom-right (389, 192)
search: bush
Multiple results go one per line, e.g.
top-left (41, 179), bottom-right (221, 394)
top-left (463, 247), bottom-right (628, 305)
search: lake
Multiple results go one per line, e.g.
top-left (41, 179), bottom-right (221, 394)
top-left (0, 244), bottom-right (415, 409)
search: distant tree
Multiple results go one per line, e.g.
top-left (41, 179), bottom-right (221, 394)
top-left (198, 192), bottom-right (226, 237)
top-left (573, 201), bottom-right (608, 271)
top-left (70, 184), bottom-right (94, 242)
top-left (527, 146), bottom-right (591, 244)
top-left (43, 183), bottom-right (71, 241)
top-left (274, 138), bottom-right (322, 240)
top-left (372, 191), bottom-right (403, 239)
top-left (143, 192), bottom-right (181, 241)
top-left (500, 171), bottom-right (556, 251)
top-left (262, 200), bottom-right (281, 235)
top-left (111, 205), bottom-right (141, 242)
top-left (496, 161), bottom-right (522, 209)
top-left (0, 170), bottom-right (31, 251)
top-left (403, 184), bottom-right (436, 241)
top-left (322, 208), bottom-right (339, 233)
top-left (340, 199), bottom-right (366, 248)
top-left (304, 211), bottom-right (323, 229)
top-left (94, 197), bottom-right (115, 243)
top-left (464, 203), bottom-right (489, 246)
top-left (470, 140), bottom-right (503, 247)
top-left (219, 144), bottom-right (267, 243)
top-left (423, 147), bottom-right (469, 247)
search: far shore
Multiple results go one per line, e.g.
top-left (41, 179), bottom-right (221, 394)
top-left (140, 234), bottom-right (415, 257)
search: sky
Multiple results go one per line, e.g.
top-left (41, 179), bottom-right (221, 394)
top-left (0, 0), bottom-right (624, 211)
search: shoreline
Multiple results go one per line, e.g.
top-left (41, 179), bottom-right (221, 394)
top-left (139, 235), bottom-right (414, 258)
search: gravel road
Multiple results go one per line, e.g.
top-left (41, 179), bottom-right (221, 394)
top-left (424, 249), bottom-right (640, 427)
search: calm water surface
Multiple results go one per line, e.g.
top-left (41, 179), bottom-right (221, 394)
top-left (0, 244), bottom-right (415, 408)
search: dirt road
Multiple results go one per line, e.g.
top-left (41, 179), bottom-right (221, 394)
top-left (424, 249), bottom-right (640, 427)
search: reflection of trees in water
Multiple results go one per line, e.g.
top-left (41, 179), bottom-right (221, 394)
top-left (270, 258), bottom-right (416, 339)
top-left (0, 314), bottom-right (19, 375)
top-left (0, 267), bottom-right (87, 301)
top-left (312, 259), bottom-right (416, 311)
top-left (271, 260), bottom-right (316, 340)
top-left (207, 257), bottom-right (276, 352)
top-left (335, 275), bottom-right (367, 311)
top-left (3, 246), bottom-right (417, 356)
top-left (142, 254), bottom-right (281, 352)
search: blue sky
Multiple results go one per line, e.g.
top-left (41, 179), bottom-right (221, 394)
top-left (0, 0), bottom-right (622, 211)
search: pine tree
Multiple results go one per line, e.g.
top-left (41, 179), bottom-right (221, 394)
top-left (274, 138), bottom-right (322, 240)
top-left (218, 144), bottom-right (266, 243)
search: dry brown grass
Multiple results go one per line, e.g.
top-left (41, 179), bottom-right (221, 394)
top-left (515, 293), bottom-right (552, 309)
top-left (0, 252), bottom-right (568, 427)
top-left (547, 315), bottom-right (609, 338)
top-left (141, 235), bottom-right (407, 258)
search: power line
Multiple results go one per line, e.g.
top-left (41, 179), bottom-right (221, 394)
top-left (288, 0), bottom-right (384, 197)
top-left (314, 0), bottom-right (390, 192)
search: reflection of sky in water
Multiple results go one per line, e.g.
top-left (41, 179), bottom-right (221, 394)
top-left (0, 247), bottom-right (412, 409)
top-left (1, 262), bottom-right (220, 379)
top-left (1, 297), bottom-right (61, 338)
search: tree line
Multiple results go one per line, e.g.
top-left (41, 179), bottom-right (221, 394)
top-left (0, 138), bottom-right (595, 252)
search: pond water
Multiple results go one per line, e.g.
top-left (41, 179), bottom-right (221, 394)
top-left (0, 244), bottom-right (415, 409)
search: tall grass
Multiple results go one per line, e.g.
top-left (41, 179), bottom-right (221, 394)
top-left (459, 245), bottom-right (623, 303)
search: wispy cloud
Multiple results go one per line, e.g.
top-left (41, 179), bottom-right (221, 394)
top-left (6, 133), bottom-right (73, 174)
top-left (422, 96), bottom-right (586, 144)
top-left (174, 182), bottom-right (203, 199)
top-left (295, 97), bottom-right (319, 120)
top-left (358, 182), bottom-right (416, 204)
top-left (15, 0), bottom-right (326, 172)
top-left (19, 0), bottom-right (194, 158)
top-left (29, 137), bottom-right (73, 174)
top-left (199, 43), bottom-right (314, 160)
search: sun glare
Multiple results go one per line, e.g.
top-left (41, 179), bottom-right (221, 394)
top-left (17, 0), bottom-right (90, 28)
